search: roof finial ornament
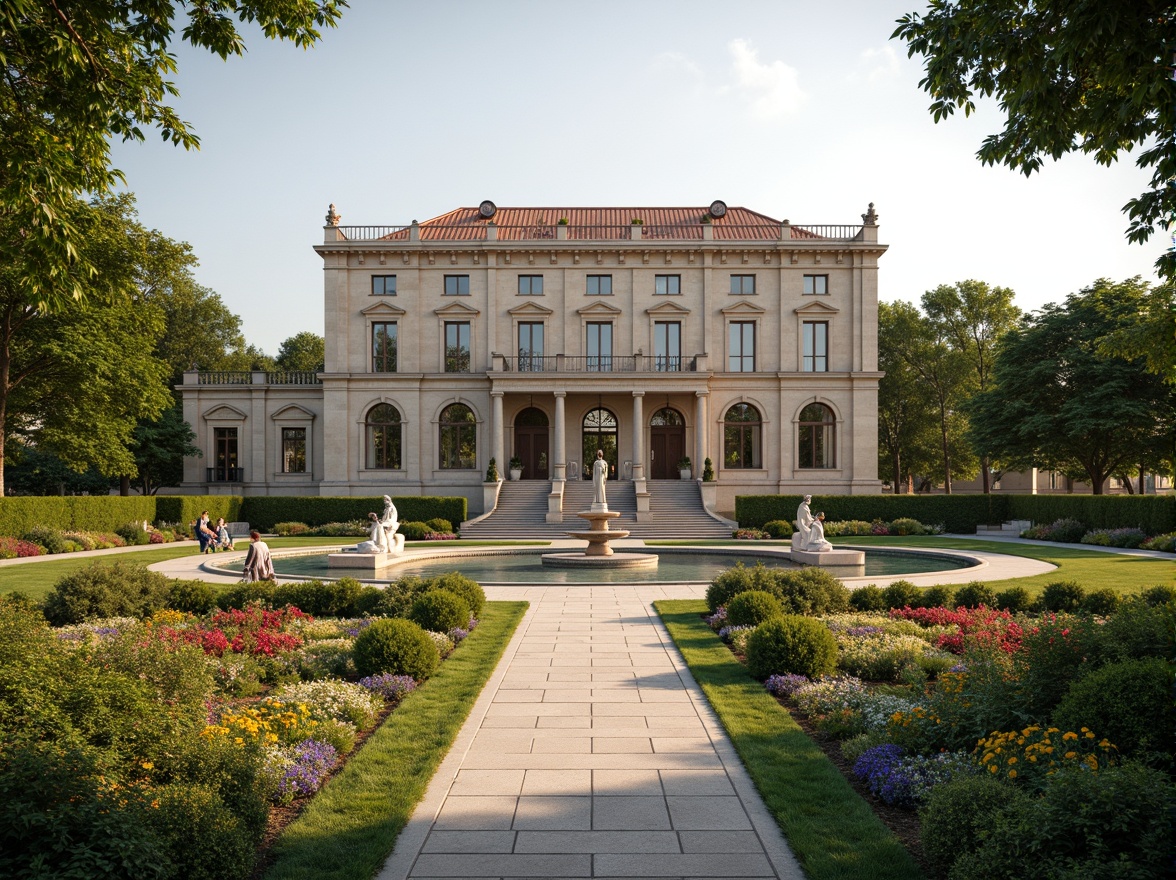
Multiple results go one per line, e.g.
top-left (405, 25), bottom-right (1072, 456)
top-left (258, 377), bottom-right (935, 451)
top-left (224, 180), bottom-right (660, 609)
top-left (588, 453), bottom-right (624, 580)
top-left (325, 204), bottom-right (341, 226)
top-left (861, 202), bottom-right (878, 225)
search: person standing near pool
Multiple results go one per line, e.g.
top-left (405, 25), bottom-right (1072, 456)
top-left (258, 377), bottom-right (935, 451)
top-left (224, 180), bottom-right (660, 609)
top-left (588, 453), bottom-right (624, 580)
top-left (243, 530), bottom-right (274, 582)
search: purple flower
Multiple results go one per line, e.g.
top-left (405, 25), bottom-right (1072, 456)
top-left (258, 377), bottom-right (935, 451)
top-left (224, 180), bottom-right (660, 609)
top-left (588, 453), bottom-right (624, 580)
top-left (358, 673), bottom-right (417, 702)
top-left (449, 627), bottom-right (470, 643)
top-left (765, 673), bottom-right (809, 698)
top-left (467, 616), bottom-right (479, 631)
top-left (846, 626), bottom-right (884, 637)
top-left (275, 739), bottom-right (337, 799)
top-left (345, 618), bottom-right (375, 638)
top-left (853, 745), bottom-right (974, 808)
top-left (717, 624), bottom-right (754, 642)
top-left (705, 607), bottom-right (728, 629)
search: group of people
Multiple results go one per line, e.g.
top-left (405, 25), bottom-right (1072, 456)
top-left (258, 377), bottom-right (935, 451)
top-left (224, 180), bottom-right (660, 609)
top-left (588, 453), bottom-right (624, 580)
top-left (195, 511), bottom-right (234, 553)
top-left (195, 510), bottom-right (273, 581)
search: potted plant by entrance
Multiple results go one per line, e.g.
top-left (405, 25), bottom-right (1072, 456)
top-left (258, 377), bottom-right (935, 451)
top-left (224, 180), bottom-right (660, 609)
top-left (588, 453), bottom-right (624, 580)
top-left (509, 455), bottom-right (523, 481)
top-left (677, 457), bottom-right (692, 480)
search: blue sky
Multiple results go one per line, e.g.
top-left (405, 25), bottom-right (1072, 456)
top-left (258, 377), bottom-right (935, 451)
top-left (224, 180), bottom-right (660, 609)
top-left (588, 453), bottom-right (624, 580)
top-left (110, 0), bottom-right (1164, 355)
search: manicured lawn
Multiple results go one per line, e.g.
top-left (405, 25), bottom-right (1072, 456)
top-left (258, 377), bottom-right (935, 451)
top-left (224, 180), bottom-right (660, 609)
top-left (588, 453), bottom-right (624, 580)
top-left (656, 599), bottom-right (923, 880)
top-left (650, 536), bottom-right (1174, 596)
top-left (262, 600), bottom-right (527, 880)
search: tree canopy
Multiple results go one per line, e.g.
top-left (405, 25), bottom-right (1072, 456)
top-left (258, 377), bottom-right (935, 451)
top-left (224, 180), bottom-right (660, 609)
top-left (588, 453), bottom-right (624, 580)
top-left (966, 277), bottom-right (1175, 493)
top-left (894, 1), bottom-right (1176, 279)
top-left (0, 0), bottom-right (346, 312)
top-left (276, 331), bottom-right (325, 373)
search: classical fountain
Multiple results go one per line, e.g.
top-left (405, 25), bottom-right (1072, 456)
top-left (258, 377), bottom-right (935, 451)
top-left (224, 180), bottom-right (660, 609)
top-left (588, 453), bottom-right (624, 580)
top-left (541, 451), bottom-right (658, 569)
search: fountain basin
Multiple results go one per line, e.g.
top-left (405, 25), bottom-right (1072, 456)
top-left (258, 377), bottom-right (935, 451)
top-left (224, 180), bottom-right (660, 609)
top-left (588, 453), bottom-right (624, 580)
top-left (542, 551), bottom-right (659, 569)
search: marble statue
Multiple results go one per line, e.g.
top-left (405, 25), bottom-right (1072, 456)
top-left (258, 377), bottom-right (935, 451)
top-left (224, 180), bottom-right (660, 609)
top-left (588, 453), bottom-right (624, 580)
top-left (796, 495), bottom-right (814, 545)
top-left (804, 512), bottom-right (833, 552)
top-left (591, 450), bottom-right (608, 509)
top-left (354, 494), bottom-right (404, 554)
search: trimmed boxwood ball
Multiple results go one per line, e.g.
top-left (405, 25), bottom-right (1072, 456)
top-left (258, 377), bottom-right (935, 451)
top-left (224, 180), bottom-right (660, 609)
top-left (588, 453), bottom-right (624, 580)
top-left (849, 584), bottom-right (886, 612)
top-left (353, 618), bottom-right (439, 679)
top-left (1051, 658), bottom-right (1172, 760)
top-left (1141, 584), bottom-right (1176, 606)
top-left (1041, 579), bottom-right (1085, 612)
top-left (43, 561), bottom-right (173, 624)
top-left (919, 775), bottom-right (1029, 878)
top-left (953, 581), bottom-right (996, 609)
top-left (427, 572), bottom-right (485, 618)
top-left (425, 517), bottom-right (454, 534)
top-left (763, 519), bottom-right (793, 538)
top-left (166, 578), bottom-right (220, 614)
top-left (768, 567), bottom-right (851, 615)
top-left (995, 585), bottom-right (1032, 613)
top-left (746, 614), bottom-right (837, 680)
top-left (725, 590), bottom-right (783, 627)
top-left (398, 521), bottom-right (432, 540)
top-left (1081, 587), bottom-right (1120, 615)
top-left (705, 563), bottom-right (775, 612)
top-left (880, 580), bottom-right (920, 610)
top-left (408, 589), bottom-right (470, 634)
top-left (919, 584), bottom-right (955, 609)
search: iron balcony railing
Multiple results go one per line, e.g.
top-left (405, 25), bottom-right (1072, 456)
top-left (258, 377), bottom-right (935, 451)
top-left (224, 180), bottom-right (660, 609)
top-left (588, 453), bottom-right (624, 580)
top-left (206, 467), bottom-right (244, 483)
top-left (503, 355), bottom-right (696, 373)
top-left (197, 371), bottom-right (321, 386)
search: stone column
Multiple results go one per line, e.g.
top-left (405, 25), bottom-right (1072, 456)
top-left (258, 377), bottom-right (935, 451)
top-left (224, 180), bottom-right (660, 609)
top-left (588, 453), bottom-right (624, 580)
top-left (631, 391), bottom-right (645, 481)
top-left (695, 390), bottom-right (708, 472)
top-left (553, 392), bottom-right (566, 475)
top-left (490, 391), bottom-right (505, 475)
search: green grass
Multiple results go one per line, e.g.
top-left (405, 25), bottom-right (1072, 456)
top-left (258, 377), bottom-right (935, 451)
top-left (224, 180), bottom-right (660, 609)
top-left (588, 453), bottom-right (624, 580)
top-left (262, 600), bottom-right (527, 880)
top-left (656, 599), bottom-right (923, 880)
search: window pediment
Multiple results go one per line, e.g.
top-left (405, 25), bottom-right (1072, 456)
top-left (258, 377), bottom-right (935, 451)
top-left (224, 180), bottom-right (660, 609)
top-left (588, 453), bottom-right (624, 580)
top-left (507, 301), bottom-right (554, 317)
top-left (720, 300), bottom-right (765, 317)
top-left (361, 301), bottom-right (407, 318)
top-left (576, 301), bottom-right (622, 317)
top-left (645, 300), bottom-right (691, 317)
top-left (433, 301), bottom-right (480, 318)
top-left (203, 404), bottom-right (248, 421)
top-left (271, 404), bottom-right (316, 422)
top-left (794, 300), bottom-right (840, 316)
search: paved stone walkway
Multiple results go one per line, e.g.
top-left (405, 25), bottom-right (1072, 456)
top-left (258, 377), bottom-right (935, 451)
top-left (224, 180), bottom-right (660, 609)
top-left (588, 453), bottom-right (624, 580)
top-left (377, 585), bottom-right (804, 880)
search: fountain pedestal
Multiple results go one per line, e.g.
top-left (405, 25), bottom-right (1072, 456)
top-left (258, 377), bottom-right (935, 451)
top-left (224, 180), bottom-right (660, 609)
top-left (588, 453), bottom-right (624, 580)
top-left (541, 507), bottom-right (658, 569)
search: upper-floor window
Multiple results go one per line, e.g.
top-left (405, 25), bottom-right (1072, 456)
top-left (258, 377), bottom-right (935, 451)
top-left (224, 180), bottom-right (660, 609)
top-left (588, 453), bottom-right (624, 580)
top-left (728, 321), bottom-right (756, 372)
top-left (586, 322), bottom-right (613, 372)
top-left (444, 275), bottom-right (470, 296)
top-left (371, 275), bottom-right (396, 296)
top-left (586, 275), bottom-right (612, 296)
top-left (282, 427), bottom-right (307, 473)
top-left (802, 321), bottom-right (828, 372)
top-left (803, 274), bottom-right (828, 295)
top-left (372, 322), bottom-right (397, 372)
top-left (518, 275), bottom-right (544, 296)
top-left (730, 275), bottom-right (756, 295)
top-left (518, 322), bottom-right (544, 371)
top-left (445, 321), bottom-right (471, 372)
top-left (654, 321), bottom-right (682, 372)
top-left (654, 274), bottom-right (681, 296)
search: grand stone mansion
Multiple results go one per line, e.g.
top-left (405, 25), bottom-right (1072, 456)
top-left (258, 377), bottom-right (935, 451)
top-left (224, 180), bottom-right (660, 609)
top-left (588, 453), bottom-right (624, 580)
top-left (180, 201), bottom-right (887, 517)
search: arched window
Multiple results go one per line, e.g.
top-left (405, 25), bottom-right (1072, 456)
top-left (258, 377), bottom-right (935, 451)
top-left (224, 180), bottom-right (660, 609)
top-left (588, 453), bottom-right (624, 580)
top-left (439, 403), bottom-right (476, 469)
top-left (723, 403), bottom-right (761, 469)
top-left (650, 407), bottom-right (683, 426)
top-left (798, 403), bottom-right (835, 468)
top-left (365, 403), bottom-right (401, 469)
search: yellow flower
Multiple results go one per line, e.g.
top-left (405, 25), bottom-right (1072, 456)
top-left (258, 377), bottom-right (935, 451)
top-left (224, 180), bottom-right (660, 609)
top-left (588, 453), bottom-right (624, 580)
top-left (1064, 751), bottom-right (1077, 759)
top-left (140, 761), bottom-right (154, 771)
top-left (1063, 731), bottom-right (1078, 741)
top-left (1008, 769), bottom-right (1017, 778)
top-left (1085, 731), bottom-right (1095, 739)
top-left (988, 764), bottom-right (998, 774)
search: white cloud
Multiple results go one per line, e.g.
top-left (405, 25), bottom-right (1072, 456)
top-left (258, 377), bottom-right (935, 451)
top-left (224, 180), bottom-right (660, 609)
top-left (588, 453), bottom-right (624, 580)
top-left (727, 38), bottom-right (806, 120)
top-left (855, 45), bottom-right (900, 84)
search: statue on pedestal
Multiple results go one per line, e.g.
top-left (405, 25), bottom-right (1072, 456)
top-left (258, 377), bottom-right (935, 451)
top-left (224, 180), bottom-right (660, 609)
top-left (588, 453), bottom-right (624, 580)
top-left (796, 495), bottom-right (814, 545)
top-left (591, 450), bottom-right (609, 511)
top-left (803, 512), bottom-right (833, 552)
top-left (354, 495), bottom-right (403, 554)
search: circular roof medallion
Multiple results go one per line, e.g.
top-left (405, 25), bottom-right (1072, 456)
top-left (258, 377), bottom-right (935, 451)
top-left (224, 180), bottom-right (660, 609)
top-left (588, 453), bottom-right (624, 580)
top-left (708, 200), bottom-right (727, 218)
top-left (478, 200), bottom-right (497, 219)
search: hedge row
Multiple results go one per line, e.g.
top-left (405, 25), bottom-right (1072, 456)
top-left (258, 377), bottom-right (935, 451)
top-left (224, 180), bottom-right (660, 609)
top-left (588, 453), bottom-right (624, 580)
top-left (735, 494), bottom-right (1176, 535)
top-left (0, 495), bottom-right (467, 537)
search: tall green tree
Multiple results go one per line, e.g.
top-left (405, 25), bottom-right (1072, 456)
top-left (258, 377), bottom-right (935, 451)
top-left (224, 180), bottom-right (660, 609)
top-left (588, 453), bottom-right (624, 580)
top-left (885, 300), bottom-right (977, 493)
top-left (0, 0), bottom-right (346, 312)
top-left (922, 280), bottom-right (1021, 492)
top-left (1097, 281), bottom-right (1176, 386)
top-left (894, 1), bottom-right (1176, 280)
top-left (967, 278), bottom-right (1176, 493)
top-left (275, 331), bottom-right (325, 373)
top-left (0, 196), bottom-right (172, 495)
top-left (129, 403), bottom-right (200, 495)
top-left (877, 301), bottom-right (941, 492)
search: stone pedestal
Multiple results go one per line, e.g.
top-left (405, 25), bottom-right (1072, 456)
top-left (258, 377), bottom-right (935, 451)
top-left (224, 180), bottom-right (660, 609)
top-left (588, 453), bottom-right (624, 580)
top-left (327, 533), bottom-right (405, 570)
top-left (790, 533), bottom-right (865, 568)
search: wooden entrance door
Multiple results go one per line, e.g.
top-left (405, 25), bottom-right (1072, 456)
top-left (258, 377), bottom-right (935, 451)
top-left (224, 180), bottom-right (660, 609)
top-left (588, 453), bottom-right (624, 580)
top-left (649, 407), bottom-right (686, 479)
top-left (513, 407), bottom-right (549, 480)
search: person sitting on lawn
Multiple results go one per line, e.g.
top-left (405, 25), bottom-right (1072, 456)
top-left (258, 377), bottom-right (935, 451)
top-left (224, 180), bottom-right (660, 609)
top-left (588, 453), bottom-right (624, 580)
top-left (214, 517), bottom-right (234, 552)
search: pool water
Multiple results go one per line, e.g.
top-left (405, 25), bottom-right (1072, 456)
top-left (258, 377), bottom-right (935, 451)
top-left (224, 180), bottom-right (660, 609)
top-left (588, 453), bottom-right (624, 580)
top-left (218, 547), bottom-right (975, 585)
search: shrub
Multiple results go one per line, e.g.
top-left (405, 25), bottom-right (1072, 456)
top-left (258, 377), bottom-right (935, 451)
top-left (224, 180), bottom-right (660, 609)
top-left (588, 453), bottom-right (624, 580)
top-left (167, 579), bottom-right (220, 614)
top-left (767, 567), bottom-right (851, 615)
top-left (43, 561), bottom-right (173, 625)
top-left (1021, 517), bottom-right (1087, 543)
top-left (22, 525), bottom-right (70, 554)
top-left (735, 494), bottom-right (1000, 533)
top-left (953, 581), bottom-right (996, 609)
top-left (919, 775), bottom-right (1030, 878)
top-left (0, 536), bottom-right (44, 558)
top-left (274, 521), bottom-right (311, 536)
top-left (398, 521), bottom-right (433, 540)
top-left (1080, 526), bottom-right (1148, 548)
top-left (115, 521), bottom-right (153, 546)
top-left (362, 575), bottom-right (432, 619)
top-left (1052, 658), bottom-right (1172, 762)
top-left (215, 579), bottom-right (277, 610)
top-left (63, 531), bottom-right (97, 551)
top-left (1081, 587), bottom-right (1120, 615)
top-left (919, 584), bottom-right (955, 609)
top-left (887, 517), bottom-right (926, 536)
top-left (706, 563), bottom-right (775, 612)
top-left (848, 584), bottom-right (886, 612)
top-left (1090, 598), bottom-right (1171, 664)
top-left (994, 586), bottom-right (1032, 613)
top-left (156, 733), bottom-right (269, 839)
top-left (762, 519), bottom-right (793, 538)
top-left (1140, 584), bottom-right (1176, 605)
top-left (409, 590), bottom-right (470, 634)
top-left (1040, 580), bottom-right (1085, 612)
top-left (1140, 531), bottom-right (1176, 552)
top-left (733, 527), bottom-right (768, 539)
top-left (352, 618), bottom-right (439, 679)
top-left (305, 521), bottom-right (368, 538)
top-left (948, 764), bottom-right (1173, 880)
top-left (725, 590), bottom-right (783, 627)
top-left (880, 580), bottom-right (920, 610)
top-left (425, 517), bottom-right (454, 534)
top-left (239, 495), bottom-right (466, 532)
top-left (427, 572), bottom-right (485, 618)
top-left (1013, 613), bottom-right (1096, 718)
top-left (147, 782), bottom-right (257, 880)
top-left (746, 614), bottom-right (838, 679)
top-left (274, 578), bottom-right (364, 617)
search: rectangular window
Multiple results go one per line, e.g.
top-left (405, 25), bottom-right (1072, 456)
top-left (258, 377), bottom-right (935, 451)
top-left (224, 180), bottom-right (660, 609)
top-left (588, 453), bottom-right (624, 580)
top-left (372, 322), bottom-right (397, 372)
top-left (654, 321), bottom-right (682, 371)
top-left (518, 322), bottom-right (545, 371)
top-left (586, 275), bottom-right (613, 296)
top-left (803, 321), bottom-right (828, 372)
top-left (517, 275), bottom-right (543, 296)
top-left (729, 274), bottom-right (756, 295)
top-left (728, 322), bottom-right (756, 372)
top-left (654, 274), bottom-right (681, 296)
top-left (444, 321), bottom-right (471, 372)
top-left (803, 274), bottom-right (828, 295)
top-left (371, 275), bottom-right (396, 296)
top-left (444, 275), bottom-right (470, 296)
top-left (212, 427), bottom-right (239, 482)
top-left (586, 322), bottom-right (613, 371)
top-left (282, 427), bottom-right (307, 473)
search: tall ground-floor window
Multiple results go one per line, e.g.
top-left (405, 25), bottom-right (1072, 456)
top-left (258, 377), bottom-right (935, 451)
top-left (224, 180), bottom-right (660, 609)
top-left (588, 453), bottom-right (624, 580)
top-left (366, 404), bottom-right (402, 469)
top-left (213, 427), bottom-right (239, 481)
top-left (723, 403), bottom-right (761, 468)
top-left (439, 403), bottom-right (476, 469)
top-left (798, 403), bottom-right (835, 468)
top-left (282, 427), bottom-right (307, 473)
